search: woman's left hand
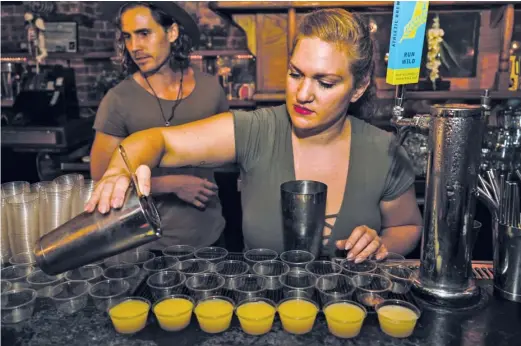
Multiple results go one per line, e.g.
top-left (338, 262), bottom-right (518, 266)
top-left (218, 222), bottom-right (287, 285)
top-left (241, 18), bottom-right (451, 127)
top-left (336, 225), bottom-right (388, 263)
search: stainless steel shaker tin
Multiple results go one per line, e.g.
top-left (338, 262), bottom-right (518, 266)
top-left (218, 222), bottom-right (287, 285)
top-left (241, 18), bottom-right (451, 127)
top-left (34, 187), bottom-right (161, 275)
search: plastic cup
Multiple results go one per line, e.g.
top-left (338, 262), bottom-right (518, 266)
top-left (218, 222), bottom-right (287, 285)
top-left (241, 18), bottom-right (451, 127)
top-left (194, 296), bottom-right (235, 333)
top-left (252, 260), bottom-right (290, 290)
top-left (108, 297), bottom-right (151, 334)
top-left (280, 250), bottom-right (315, 268)
top-left (147, 270), bottom-right (186, 301)
top-left (9, 251), bottom-right (36, 266)
top-left (186, 273), bottom-right (225, 301)
top-left (143, 256), bottom-right (179, 276)
top-left (103, 264), bottom-right (140, 291)
top-left (89, 279), bottom-right (131, 312)
top-left (122, 250), bottom-right (156, 268)
top-left (1, 264), bottom-right (34, 290)
top-left (26, 270), bottom-right (65, 297)
top-left (279, 268), bottom-right (317, 299)
top-left (277, 297), bottom-right (319, 334)
top-left (316, 273), bottom-right (356, 305)
top-left (103, 253), bottom-right (127, 268)
top-left (375, 299), bottom-right (421, 338)
top-left (1, 288), bottom-right (37, 323)
top-left (323, 300), bottom-right (367, 338)
top-left (243, 248), bottom-right (278, 265)
top-left (352, 273), bottom-right (392, 307)
top-left (212, 260), bottom-right (250, 289)
top-left (162, 245), bottom-right (195, 261)
top-left (152, 294), bottom-right (195, 331)
top-left (173, 259), bottom-right (212, 277)
top-left (305, 260), bottom-right (343, 278)
top-left (379, 264), bottom-right (414, 294)
top-left (194, 247), bottom-right (228, 263)
top-left (341, 260), bottom-right (377, 277)
top-left (235, 297), bottom-right (276, 335)
top-left (65, 264), bottom-right (103, 284)
top-left (229, 274), bottom-right (267, 302)
top-left (50, 280), bottom-right (90, 315)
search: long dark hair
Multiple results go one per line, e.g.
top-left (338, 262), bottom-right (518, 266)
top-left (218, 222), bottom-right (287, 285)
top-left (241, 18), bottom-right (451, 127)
top-left (291, 9), bottom-right (377, 121)
top-left (114, 2), bottom-right (193, 74)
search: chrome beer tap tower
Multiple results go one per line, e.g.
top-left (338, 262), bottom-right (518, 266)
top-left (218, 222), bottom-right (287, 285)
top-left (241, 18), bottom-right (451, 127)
top-left (391, 87), bottom-right (491, 307)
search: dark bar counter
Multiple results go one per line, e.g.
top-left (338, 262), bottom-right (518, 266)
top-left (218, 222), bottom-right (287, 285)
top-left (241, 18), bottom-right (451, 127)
top-left (2, 279), bottom-right (520, 346)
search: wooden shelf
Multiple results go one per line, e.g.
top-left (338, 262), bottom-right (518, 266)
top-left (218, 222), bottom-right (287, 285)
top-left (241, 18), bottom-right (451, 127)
top-left (251, 90), bottom-right (521, 103)
top-left (191, 50), bottom-right (252, 57)
top-left (4, 91), bottom-right (518, 109)
top-left (1, 50), bottom-right (253, 62)
top-left (378, 90), bottom-right (521, 100)
top-left (210, 1), bottom-right (502, 12)
top-left (0, 98), bottom-right (255, 109)
top-left (228, 99), bottom-right (256, 107)
top-left (253, 93), bottom-right (285, 102)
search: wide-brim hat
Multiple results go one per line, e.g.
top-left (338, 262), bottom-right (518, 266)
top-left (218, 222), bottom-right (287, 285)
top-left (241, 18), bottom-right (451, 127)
top-left (99, 1), bottom-right (200, 47)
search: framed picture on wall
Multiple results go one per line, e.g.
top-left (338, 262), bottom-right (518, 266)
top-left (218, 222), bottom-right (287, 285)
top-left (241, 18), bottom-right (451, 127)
top-left (44, 21), bottom-right (78, 53)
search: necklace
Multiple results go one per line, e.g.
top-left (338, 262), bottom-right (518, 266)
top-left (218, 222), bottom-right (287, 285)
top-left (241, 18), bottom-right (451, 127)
top-left (142, 71), bottom-right (184, 127)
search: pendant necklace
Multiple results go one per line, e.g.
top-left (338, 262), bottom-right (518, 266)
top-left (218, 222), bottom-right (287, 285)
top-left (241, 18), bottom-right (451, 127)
top-left (142, 70), bottom-right (184, 127)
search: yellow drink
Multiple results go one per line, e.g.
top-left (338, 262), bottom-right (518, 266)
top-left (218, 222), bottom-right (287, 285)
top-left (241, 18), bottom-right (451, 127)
top-left (109, 298), bottom-right (150, 334)
top-left (236, 300), bottom-right (276, 335)
top-left (153, 297), bottom-right (194, 331)
top-left (194, 298), bottom-right (234, 333)
top-left (377, 304), bottom-right (419, 338)
top-left (323, 302), bottom-right (366, 338)
top-left (277, 299), bottom-right (318, 334)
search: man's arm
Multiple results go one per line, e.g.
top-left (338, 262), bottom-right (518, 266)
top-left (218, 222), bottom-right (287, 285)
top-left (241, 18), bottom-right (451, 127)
top-left (90, 131), bottom-right (125, 181)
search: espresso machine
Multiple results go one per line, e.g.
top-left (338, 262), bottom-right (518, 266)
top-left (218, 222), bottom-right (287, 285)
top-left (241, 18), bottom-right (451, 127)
top-left (391, 88), bottom-right (491, 307)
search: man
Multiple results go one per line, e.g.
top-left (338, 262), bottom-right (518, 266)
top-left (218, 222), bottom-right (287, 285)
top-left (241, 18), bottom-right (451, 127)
top-left (92, 2), bottom-right (228, 249)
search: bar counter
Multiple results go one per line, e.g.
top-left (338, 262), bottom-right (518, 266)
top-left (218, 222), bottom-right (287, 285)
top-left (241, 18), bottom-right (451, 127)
top-left (2, 277), bottom-right (520, 346)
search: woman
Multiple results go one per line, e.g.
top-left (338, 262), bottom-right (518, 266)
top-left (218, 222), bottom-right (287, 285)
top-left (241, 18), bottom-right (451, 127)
top-left (86, 9), bottom-right (423, 263)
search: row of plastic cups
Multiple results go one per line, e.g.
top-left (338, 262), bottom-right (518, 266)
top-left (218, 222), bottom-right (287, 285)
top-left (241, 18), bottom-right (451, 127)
top-left (105, 294), bottom-right (273, 336)
top-left (160, 246), bottom-right (320, 269)
top-left (105, 291), bottom-right (420, 339)
top-left (0, 280), bottom-right (91, 323)
top-left (146, 269), bottom-right (283, 303)
top-left (2, 282), bottom-right (421, 339)
top-left (161, 245), bottom-right (278, 265)
top-left (7, 270), bottom-right (138, 320)
top-left (0, 262), bottom-right (162, 323)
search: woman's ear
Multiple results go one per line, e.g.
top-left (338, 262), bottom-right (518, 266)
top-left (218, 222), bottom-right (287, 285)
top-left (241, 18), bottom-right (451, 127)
top-left (351, 77), bottom-right (370, 103)
top-left (167, 23), bottom-right (179, 43)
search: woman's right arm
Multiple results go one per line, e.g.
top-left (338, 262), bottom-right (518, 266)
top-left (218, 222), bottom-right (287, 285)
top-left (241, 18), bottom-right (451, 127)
top-left (85, 112), bottom-right (236, 213)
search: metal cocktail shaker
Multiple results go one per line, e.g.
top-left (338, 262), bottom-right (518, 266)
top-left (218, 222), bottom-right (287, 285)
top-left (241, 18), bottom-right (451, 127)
top-left (280, 180), bottom-right (327, 258)
top-left (34, 187), bottom-right (162, 275)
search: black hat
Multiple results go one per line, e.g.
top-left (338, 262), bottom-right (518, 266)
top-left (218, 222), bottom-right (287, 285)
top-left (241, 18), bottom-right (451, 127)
top-left (99, 1), bottom-right (200, 47)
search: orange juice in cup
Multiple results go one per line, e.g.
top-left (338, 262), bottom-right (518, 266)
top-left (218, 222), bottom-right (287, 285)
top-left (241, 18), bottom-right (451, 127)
top-left (194, 296), bottom-right (235, 333)
top-left (236, 298), bottom-right (276, 335)
top-left (153, 295), bottom-right (195, 331)
top-left (277, 297), bottom-right (319, 334)
top-left (108, 297), bottom-right (150, 334)
top-left (375, 299), bottom-right (421, 338)
top-left (323, 300), bottom-right (367, 338)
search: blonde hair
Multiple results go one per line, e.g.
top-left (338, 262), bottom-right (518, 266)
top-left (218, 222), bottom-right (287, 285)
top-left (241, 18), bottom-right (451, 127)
top-left (292, 9), bottom-right (376, 120)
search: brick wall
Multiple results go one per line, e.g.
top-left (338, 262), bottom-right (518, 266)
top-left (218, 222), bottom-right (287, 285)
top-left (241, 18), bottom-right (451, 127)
top-left (1, 1), bottom-right (245, 105)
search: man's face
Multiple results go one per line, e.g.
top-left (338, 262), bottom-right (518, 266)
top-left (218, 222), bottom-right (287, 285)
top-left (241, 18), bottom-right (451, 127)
top-left (120, 6), bottom-right (177, 73)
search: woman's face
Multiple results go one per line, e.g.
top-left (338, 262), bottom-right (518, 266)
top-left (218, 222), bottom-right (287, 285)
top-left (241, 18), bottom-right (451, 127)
top-left (286, 37), bottom-right (367, 134)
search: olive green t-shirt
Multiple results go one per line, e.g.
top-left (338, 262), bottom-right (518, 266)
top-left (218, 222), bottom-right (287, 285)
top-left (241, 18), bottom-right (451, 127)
top-left (93, 69), bottom-right (228, 249)
top-left (233, 105), bottom-right (415, 256)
